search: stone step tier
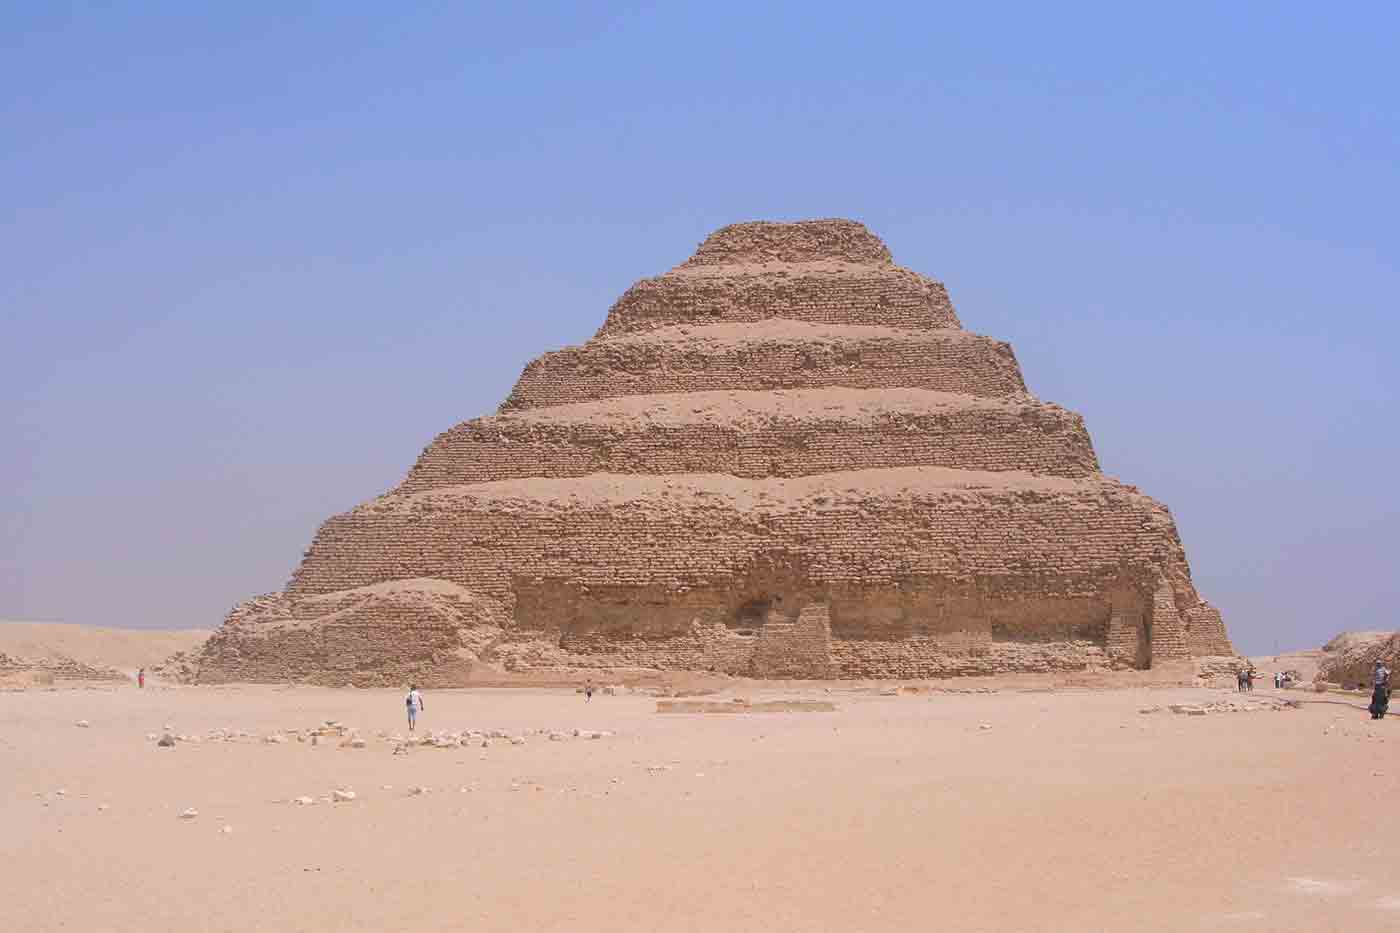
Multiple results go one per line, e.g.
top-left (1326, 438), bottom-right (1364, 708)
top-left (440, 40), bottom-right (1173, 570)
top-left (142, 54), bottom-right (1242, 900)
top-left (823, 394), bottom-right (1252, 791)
top-left (500, 322), bottom-right (1027, 411)
top-left (400, 388), bottom-right (1099, 493)
top-left (289, 467), bottom-right (1191, 610)
top-left (596, 264), bottom-right (959, 335)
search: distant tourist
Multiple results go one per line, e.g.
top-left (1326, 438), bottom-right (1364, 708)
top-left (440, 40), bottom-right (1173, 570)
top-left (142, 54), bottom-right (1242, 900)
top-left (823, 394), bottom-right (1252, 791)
top-left (584, 678), bottom-right (594, 702)
top-left (1236, 669), bottom-right (1247, 693)
top-left (1274, 671), bottom-right (1282, 689)
top-left (137, 668), bottom-right (145, 689)
top-left (1369, 662), bottom-right (1391, 720)
top-left (406, 684), bottom-right (425, 732)
top-left (1245, 668), bottom-right (1254, 691)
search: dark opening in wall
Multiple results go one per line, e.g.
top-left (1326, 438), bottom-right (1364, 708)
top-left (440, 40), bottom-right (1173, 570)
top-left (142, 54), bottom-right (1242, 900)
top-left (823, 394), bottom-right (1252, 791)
top-left (731, 597), bottom-right (773, 637)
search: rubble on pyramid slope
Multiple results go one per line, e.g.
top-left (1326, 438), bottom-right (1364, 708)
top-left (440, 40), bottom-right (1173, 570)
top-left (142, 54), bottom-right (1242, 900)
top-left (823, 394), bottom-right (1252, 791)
top-left (1316, 631), bottom-right (1399, 688)
top-left (196, 580), bottom-right (510, 686)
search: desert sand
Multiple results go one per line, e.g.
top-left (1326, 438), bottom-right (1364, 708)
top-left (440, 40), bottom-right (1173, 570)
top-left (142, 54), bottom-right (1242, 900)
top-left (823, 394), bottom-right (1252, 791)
top-left (3, 674), bottom-right (1396, 932)
top-left (0, 621), bottom-right (209, 672)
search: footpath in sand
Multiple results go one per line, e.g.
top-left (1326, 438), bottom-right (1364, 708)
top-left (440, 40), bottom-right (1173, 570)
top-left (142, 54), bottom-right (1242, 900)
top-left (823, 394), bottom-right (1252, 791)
top-left (1, 680), bottom-right (1396, 933)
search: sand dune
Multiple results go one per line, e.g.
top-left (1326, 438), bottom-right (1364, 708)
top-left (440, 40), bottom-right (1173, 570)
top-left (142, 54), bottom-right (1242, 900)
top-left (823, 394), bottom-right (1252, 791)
top-left (0, 622), bottom-right (209, 671)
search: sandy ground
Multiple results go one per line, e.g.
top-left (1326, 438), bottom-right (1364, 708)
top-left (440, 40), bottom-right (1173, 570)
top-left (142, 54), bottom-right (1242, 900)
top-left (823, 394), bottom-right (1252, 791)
top-left (2, 679), bottom-right (1396, 933)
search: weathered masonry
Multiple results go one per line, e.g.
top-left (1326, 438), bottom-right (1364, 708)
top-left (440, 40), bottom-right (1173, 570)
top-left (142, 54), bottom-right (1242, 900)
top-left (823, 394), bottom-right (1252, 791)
top-left (197, 219), bottom-right (1234, 684)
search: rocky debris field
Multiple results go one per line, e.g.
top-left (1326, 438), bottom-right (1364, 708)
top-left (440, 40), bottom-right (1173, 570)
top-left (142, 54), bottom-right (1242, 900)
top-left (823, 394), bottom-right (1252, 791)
top-left (1138, 697), bottom-right (1303, 716)
top-left (143, 719), bottom-right (618, 752)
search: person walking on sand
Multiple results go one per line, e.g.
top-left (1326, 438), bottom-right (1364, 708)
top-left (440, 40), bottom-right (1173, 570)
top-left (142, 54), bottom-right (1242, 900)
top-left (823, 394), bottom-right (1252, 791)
top-left (1236, 669), bottom-right (1247, 693)
top-left (1369, 662), bottom-right (1391, 720)
top-left (584, 678), bottom-right (594, 702)
top-left (137, 668), bottom-right (145, 689)
top-left (406, 684), bottom-right (425, 732)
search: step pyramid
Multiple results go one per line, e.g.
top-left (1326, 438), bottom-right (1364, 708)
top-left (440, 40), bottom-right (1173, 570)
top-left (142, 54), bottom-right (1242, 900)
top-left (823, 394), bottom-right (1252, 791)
top-left (197, 219), bottom-right (1233, 684)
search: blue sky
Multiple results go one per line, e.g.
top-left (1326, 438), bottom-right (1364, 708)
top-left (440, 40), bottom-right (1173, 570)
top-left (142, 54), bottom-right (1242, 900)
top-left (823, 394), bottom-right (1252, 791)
top-left (3, 3), bottom-right (1396, 654)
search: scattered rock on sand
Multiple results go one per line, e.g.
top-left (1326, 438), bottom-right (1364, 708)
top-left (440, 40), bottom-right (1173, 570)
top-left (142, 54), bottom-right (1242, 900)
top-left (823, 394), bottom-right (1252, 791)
top-left (293, 796), bottom-right (315, 806)
top-left (75, 719), bottom-right (90, 728)
top-left (157, 733), bottom-right (176, 748)
top-left (178, 808), bottom-right (198, 820)
top-left (332, 789), bottom-right (356, 802)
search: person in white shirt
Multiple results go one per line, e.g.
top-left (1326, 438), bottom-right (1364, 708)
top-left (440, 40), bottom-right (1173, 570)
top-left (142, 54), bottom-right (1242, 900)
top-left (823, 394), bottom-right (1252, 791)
top-left (406, 685), bottom-right (425, 732)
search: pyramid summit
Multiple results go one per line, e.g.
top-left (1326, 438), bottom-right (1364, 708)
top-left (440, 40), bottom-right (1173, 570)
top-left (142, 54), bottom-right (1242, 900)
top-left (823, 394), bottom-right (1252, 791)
top-left (197, 219), bottom-right (1233, 684)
